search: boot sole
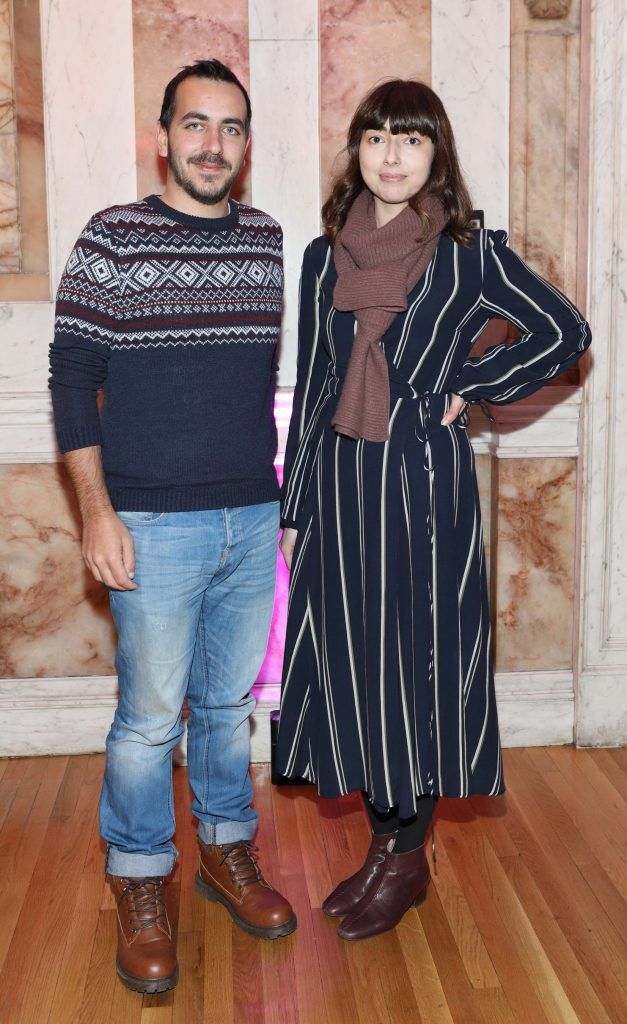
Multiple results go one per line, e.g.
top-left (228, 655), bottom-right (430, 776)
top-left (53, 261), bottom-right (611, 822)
top-left (337, 883), bottom-right (430, 942)
top-left (194, 872), bottom-right (297, 939)
top-left (115, 960), bottom-right (179, 993)
top-left (324, 876), bottom-right (429, 920)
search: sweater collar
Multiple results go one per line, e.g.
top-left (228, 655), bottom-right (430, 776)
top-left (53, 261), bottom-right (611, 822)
top-left (144, 194), bottom-right (239, 232)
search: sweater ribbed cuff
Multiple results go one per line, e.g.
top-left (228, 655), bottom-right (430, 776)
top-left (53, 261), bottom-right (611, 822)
top-left (56, 423), bottom-right (103, 454)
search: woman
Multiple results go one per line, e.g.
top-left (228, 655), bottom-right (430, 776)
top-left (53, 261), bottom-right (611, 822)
top-left (276, 80), bottom-right (591, 941)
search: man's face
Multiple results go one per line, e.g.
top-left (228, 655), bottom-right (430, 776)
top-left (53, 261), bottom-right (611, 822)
top-left (157, 77), bottom-right (249, 207)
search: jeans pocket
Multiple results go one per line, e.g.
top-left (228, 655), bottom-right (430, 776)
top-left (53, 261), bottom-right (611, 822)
top-left (117, 510), bottom-right (166, 526)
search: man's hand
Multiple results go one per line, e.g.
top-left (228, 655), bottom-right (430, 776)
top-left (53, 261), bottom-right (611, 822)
top-left (82, 510), bottom-right (137, 590)
top-left (63, 445), bottom-right (137, 591)
top-left (280, 527), bottom-right (298, 571)
top-left (441, 392), bottom-right (467, 426)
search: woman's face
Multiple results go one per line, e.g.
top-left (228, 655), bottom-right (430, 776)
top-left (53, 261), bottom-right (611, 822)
top-left (358, 121), bottom-right (435, 217)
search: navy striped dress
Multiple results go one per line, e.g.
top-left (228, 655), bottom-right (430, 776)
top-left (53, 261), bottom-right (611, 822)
top-left (276, 229), bottom-right (591, 817)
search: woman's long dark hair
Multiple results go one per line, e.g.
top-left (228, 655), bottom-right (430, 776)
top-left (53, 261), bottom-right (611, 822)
top-left (322, 79), bottom-right (473, 246)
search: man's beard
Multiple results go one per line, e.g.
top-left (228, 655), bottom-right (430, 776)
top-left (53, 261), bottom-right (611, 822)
top-left (168, 150), bottom-right (242, 206)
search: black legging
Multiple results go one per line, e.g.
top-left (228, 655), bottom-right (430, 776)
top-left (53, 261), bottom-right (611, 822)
top-left (363, 792), bottom-right (438, 854)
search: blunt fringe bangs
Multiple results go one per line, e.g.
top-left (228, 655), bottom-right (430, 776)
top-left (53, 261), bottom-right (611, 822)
top-left (322, 79), bottom-right (473, 246)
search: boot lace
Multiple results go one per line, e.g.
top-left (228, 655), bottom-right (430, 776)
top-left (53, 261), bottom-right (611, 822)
top-left (120, 877), bottom-right (168, 933)
top-left (219, 841), bottom-right (263, 890)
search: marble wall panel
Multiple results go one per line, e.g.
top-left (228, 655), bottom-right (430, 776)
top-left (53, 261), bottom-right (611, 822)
top-left (249, 0), bottom-right (320, 385)
top-left (41, 0), bottom-right (137, 287)
top-left (0, 0), bottom-right (20, 273)
top-left (319, 0), bottom-right (431, 198)
top-left (0, 0), bottom-right (50, 298)
top-left (0, 464), bottom-right (117, 678)
top-left (12, 0), bottom-right (48, 276)
top-left (132, 0), bottom-right (251, 203)
top-left (249, 0), bottom-right (317, 40)
top-left (432, 0), bottom-right (510, 233)
top-left (494, 457), bottom-right (577, 673)
top-left (510, 0), bottom-right (582, 311)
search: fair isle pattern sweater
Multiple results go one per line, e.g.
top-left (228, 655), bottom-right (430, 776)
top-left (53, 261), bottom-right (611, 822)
top-left (49, 195), bottom-right (283, 512)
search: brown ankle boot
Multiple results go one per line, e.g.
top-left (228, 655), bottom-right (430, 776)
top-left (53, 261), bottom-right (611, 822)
top-left (322, 833), bottom-right (394, 917)
top-left (337, 844), bottom-right (430, 941)
top-left (110, 876), bottom-right (178, 992)
top-left (195, 839), bottom-right (296, 939)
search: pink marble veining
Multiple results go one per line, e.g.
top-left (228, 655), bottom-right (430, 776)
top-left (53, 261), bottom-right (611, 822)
top-left (132, 0), bottom-right (251, 204)
top-left (0, 396), bottom-right (292, 684)
top-left (510, 0), bottom-right (583, 384)
top-left (0, 0), bottom-right (21, 273)
top-left (0, 465), bottom-right (117, 679)
top-left (0, 0), bottom-right (49, 299)
top-left (494, 457), bottom-right (577, 672)
top-left (319, 0), bottom-right (431, 199)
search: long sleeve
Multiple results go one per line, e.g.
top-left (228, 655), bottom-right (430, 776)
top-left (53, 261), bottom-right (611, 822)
top-left (451, 230), bottom-right (591, 405)
top-left (280, 239), bottom-right (333, 529)
top-left (48, 214), bottom-right (119, 453)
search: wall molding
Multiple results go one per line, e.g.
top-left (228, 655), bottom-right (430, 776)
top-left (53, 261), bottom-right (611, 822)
top-left (0, 385), bottom-right (583, 465)
top-left (0, 671), bottom-right (577, 760)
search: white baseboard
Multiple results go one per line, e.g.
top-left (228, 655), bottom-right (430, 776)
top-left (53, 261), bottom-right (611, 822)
top-left (576, 671), bottom-right (627, 747)
top-left (0, 671), bottom-right (577, 759)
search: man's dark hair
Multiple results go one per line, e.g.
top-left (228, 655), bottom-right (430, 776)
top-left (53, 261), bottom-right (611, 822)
top-left (159, 59), bottom-right (252, 135)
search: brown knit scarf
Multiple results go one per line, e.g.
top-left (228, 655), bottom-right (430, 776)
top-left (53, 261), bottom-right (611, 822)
top-left (332, 189), bottom-right (447, 442)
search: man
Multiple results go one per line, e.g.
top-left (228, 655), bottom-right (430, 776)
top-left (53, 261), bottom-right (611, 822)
top-left (49, 59), bottom-right (295, 995)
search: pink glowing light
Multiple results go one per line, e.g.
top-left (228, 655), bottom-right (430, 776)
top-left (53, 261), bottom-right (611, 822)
top-left (256, 389), bottom-right (294, 684)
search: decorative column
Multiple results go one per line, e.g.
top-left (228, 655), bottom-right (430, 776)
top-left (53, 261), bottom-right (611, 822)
top-left (577, 0), bottom-right (627, 745)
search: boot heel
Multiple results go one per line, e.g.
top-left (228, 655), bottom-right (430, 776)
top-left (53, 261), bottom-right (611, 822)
top-left (412, 882), bottom-right (429, 907)
top-left (195, 871), bottom-right (218, 902)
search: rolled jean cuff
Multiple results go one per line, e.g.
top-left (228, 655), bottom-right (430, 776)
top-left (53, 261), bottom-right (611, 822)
top-left (197, 817), bottom-right (258, 846)
top-left (105, 845), bottom-right (178, 878)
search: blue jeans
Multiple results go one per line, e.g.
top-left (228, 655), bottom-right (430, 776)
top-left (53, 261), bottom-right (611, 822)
top-left (100, 502), bottom-right (279, 877)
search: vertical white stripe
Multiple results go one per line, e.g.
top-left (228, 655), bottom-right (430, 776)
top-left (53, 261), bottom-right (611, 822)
top-left (459, 506), bottom-right (477, 602)
top-left (397, 614), bottom-right (417, 814)
top-left (401, 455), bottom-right (425, 794)
top-left (471, 624), bottom-right (493, 772)
top-left (409, 246), bottom-right (461, 385)
top-left (378, 399), bottom-right (403, 806)
top-left (334, 435), bottom-right (367, 772)
top-left (427, 438), bottom-right (445, 794)
top-left (316, 453), bottom-right (348, 792)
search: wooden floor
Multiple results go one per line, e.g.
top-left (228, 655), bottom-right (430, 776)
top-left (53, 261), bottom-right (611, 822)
top-left (0, 747), bottom-right (625, 1024)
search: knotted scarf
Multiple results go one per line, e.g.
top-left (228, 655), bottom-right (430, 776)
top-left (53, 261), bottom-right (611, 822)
top-left (332, 189), bottom-right (447, 441)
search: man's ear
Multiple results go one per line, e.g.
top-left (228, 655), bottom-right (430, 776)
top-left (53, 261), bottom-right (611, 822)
top-left (156, 123), bottom-right (168, 159)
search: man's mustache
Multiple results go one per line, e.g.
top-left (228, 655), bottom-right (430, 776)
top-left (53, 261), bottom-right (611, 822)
top-left (189, 153), bottom-right (231, 170)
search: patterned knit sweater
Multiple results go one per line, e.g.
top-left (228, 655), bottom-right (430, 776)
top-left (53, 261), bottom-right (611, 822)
top-left (49, 195), bottom-right (283, 512)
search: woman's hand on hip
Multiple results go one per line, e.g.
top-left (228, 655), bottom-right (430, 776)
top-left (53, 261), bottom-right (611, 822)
top-left (441, 392), bottom-right (467, 426)
top-left (280, 527), bottom-right (298, 570)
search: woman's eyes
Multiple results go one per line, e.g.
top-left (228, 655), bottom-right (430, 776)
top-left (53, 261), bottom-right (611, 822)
top-left (367, 134), bottom-right (422, 145)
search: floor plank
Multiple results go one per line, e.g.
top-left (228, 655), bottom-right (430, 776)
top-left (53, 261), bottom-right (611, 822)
top-left (0, 746), bottom-right (624, 1024)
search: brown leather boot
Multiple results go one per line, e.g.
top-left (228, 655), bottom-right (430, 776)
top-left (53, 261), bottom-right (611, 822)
top-left (337, 844), bottom-right (430, 941)
top-left (322, 833), bottom-right (394, 917)
top-left (195, 839), bottom-right (296, 939)
top-left (110, 876), bottom-right (179, 993)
